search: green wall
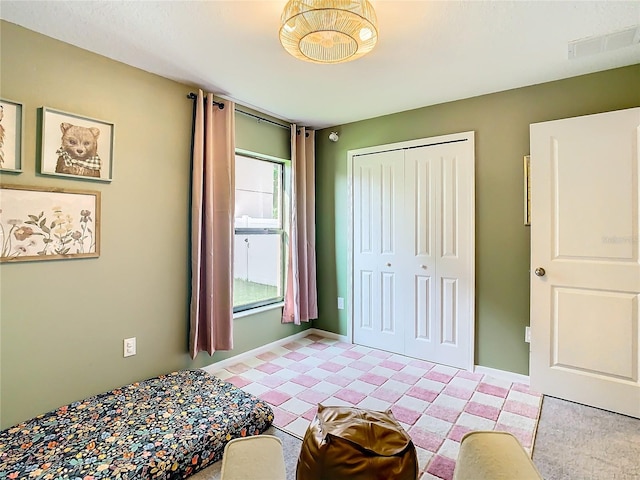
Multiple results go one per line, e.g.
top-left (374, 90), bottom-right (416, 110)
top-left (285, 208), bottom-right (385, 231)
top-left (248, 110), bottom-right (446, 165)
top-left (314, 64), bottom-right (640, 376)
top-left (0, 22), bottom-right (309, 429)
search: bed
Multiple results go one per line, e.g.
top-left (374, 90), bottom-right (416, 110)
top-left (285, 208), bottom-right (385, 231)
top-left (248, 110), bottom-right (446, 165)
top-left (0, 369), bottom-right (273, 479)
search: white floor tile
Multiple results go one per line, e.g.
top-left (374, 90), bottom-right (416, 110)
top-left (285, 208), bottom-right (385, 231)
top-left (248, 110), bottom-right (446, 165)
top-left (497, 410), bottom-right (537, 430)
top-left (481, 375), bottom-right (513, 389)
top-left (449, 376), bottom-right (480, 391)
top-left (381, 379), bottom-right (411, 394)
top-left (356, 396), bottom-right (392, 411)
top-left (241, 382), bottom-right (270, 397)
top-left (414, 415), bottom-right (453, 437)
top-left (507, 389), bottom-right (542, 407)
top-left (212, 369), bottom-right (233, 380)
top-left (280, 397), bottom-right (315, 415)
top-left (370, 365), bottom-right (398, 378)
top-left (395, 395), bottom-right (429, 413)
top-left (457, 412), bottom-right (496, 430)
top-left (432, 394), bottom-right (467, 412)
top-left (416, 378), bottom-right (446, 393)
top-left (277, 381), bottom-right (307, 396)
top-left (274, 369), bottom-right (299, 381)
top-left (322, 397), bottom-right (353, 407)
top-left (238, 368), bottom-right (266, 382)
top-left (305, 368), bottom-right (333, 380)
top-left (337, 367), bottom-right (365, 380)
top-left (438, 439), bottom-right (460, 460)
top-left (312, 381), bottom-right (342, 396)
top-left (286, 417), bottom-right (311, 438)
top-left (471, 391), bottom-right (505, 408)
top-left (415, 447), bottom-right (434, 471)
top-left (399, 365), bottom-right (430, 377)
top-left (270, 356), bottom-right (295, 368)
top-left (242, 357), bottom-right (266, 368)
top-left (347, 380), bottom-right (378, 395)
top-left (431, 364), bottom-right (460, 376)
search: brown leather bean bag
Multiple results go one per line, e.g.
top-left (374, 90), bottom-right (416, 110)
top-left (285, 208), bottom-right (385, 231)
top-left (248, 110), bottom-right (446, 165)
top-left (296, 405), bottom-right (419, 480)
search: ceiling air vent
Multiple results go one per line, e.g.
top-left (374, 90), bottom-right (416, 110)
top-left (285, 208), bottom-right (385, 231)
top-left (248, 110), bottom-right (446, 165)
top-left (568, 25), bottom-right (640, 59)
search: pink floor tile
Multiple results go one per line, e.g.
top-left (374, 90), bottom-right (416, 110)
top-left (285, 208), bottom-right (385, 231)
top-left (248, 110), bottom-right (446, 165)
top-left (370, 387), bottom-right (403, 403)
top-left (447, 424), bottom-right (472, 442)
top-left (494, 423), bottom-right (534, 448)
top-left (272, 406), bottom-right (298, 427)
top-left (455, 370), bottom-right (484, 381)
top-left (334, 388), bottom-right (367, 405)
top-left (442, 385), bottom-right (473, 401)
top-left (303, 407), bottom-right (318, 421)
top-left (406, 386), bottom-right (439, 403)
top-left (409, 359), bottom-right (434, 370)
top-left (287, 362), bottom-right (313, 373)
top-left (311, 349), bottom-right (336, 360)
top-left (359, 372), bottom-right (388, 386)
top-left (424, 370), bottom-right (454, 384)
top-left (349, 360), bottom-right (375, 372)
top-left (511, 382), bottom-right (541, 396)
top-left (291, 374), bottom-right (321, 388)
top-left (464, 402), bottom-right (501, 421)
top-left (226, 363), bottom-right (250, 374)
top-left (390, 405), bottom-right (422, 425)
top-left (379, 359), bottom-right (405, 371)
top-left (256, 351), bottom-right (279, 362)
top-left (392, 371), bottom-right (421, 385)
top-left (257, 375), bottom-right (287, 388)
top-left (306, 334), bottom-right (325, 341)
top-left (226, 375), bottom-right (251, 388)
top-left (297, 389), bottom-right (330, 405)
top-left (408, 426), bottom-right (445, 453)
top-left (427, 454), bottom-right (456, 480)
top-left (256, 362), bottom-right (283, 374)
top-left (284, 351), bottom-right (308, 361)
top-left (260, 390), bottom-right (292, 406)
top-left (306, 342), bottom-right (329, 350)
top-left (369, 350), bottom-right (393, 359)
top-left (324, 374), bottom-right (353, 387)
top-left (477, 383), bottom-right (509, 398)
top-left (427, 404), bottom-right (462, 423)
top-left (282, 341), bottom-right (303, 350)
top-left (503, 399), bottom-right (541, 419)
top-left (334, 341), bottom-right (354, 350)
top-left (341, 349), bottom-right (365, 360)
top-left (319, 361), bottom-right (345, 373)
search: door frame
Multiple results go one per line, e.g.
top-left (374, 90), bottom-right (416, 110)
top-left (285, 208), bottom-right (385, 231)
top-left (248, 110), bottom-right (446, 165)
top-left (346, 131), bottom-right (476, 370)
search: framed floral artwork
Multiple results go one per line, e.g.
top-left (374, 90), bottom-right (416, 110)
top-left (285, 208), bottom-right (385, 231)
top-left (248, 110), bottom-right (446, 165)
top-left (0, 98), bottom-right (23, 173)
top-left (0, 184), bottom-right (100, 262)
top-left (39, 107), bottom-right (114, 182)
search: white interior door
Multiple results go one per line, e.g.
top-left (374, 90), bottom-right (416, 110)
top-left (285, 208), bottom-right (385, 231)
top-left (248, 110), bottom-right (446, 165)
top-left (530, 107), bottom-right (640, 418)
top-left (403, 142), bottom-right (474, 369)
top-left (353, 149), bottom-right (405, 355)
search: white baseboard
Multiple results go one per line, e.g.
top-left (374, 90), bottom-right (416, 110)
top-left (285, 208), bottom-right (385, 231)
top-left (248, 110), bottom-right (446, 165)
top-left (474, 365), bottom-right (530, 385)
top-left (201, 328), bottom-right (349, 374)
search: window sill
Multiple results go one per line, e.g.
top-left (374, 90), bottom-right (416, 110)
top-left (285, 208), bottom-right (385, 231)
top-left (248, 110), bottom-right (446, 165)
top-left (233, 301), bottom-right (284, 320)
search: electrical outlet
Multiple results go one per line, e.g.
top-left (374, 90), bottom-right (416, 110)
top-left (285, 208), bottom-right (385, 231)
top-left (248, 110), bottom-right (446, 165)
top-left (124, 337), bottom-right (136, 357)
top-left (337, 297), bottom-right (345, 310)
top-left (525, 327), bottom-right (531, 343)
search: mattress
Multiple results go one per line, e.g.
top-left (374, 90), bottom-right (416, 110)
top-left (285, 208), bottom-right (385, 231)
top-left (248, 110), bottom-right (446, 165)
top-left (0, 369), bottom-right (273, 479)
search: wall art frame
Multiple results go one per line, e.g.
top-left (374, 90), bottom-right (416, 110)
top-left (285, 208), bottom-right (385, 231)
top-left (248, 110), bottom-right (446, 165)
top-left (0, 98), bottom-right (24, 173)
top-left (0, 184), bottom-right (101, 263)
top-left (39, 106), bottom-right (114, 182)
top-left (524, 154), bottom-right (531, 226)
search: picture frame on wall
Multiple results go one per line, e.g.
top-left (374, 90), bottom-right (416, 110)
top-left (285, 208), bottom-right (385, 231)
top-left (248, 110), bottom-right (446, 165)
top-left (524, 155), bottom-right (531, 226)
top-left (39, 107), bottom-right (114, 182)
top-left (0, 98), bottom-right (24, 173)
top-left (0, 184), bottom-right (101, 263)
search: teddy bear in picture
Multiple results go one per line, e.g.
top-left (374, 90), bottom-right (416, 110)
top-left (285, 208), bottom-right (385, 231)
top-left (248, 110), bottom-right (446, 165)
top-left (55, 122), bottom-right (101, 178)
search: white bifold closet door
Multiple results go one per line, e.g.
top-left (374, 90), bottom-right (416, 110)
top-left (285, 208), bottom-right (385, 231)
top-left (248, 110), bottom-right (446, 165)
top-left (351, 133), bottom-right (475, 370)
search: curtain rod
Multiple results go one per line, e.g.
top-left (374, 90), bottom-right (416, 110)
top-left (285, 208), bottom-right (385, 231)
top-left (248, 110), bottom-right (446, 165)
top-left (236, 109), bottom-right (290, 131)
top-left (187, 92), bottom-right (290, 130)
top-left (187, 92), bottom-right (224, 110)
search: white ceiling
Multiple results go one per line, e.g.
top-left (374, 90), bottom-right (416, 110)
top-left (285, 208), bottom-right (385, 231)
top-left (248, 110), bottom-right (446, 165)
top-left (2, 1), bottom-right (640, 129)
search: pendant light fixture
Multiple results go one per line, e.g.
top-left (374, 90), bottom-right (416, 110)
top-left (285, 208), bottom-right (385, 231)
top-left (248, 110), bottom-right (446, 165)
top-left (279, 0), bottom-right (379, 64)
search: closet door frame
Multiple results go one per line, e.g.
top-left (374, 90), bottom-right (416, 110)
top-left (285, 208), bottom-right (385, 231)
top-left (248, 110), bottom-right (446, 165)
top-left (346, 131), bottom-right (476, 371)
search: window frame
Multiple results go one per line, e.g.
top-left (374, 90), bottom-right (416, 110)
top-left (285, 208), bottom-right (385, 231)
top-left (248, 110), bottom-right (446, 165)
top-left (233, 148), bottom-right (288, 314)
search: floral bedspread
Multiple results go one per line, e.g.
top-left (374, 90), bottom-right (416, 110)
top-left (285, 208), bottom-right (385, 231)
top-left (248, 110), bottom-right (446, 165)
top-left (0, 369), bottom-right (273, 479)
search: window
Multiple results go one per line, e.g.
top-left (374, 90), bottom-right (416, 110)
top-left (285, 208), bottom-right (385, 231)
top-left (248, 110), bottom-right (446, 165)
top-left (233, 152), bottom-right (286, 312)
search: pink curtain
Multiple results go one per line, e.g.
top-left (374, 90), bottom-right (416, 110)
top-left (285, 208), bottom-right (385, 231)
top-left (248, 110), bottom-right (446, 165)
top-left (283, 125), bottom-right (318, 324)
top-left (189, 90), bottom-right (236, 358)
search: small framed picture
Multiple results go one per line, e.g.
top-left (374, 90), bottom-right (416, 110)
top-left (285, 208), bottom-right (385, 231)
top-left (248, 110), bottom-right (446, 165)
top-left (524, 155), bottom-right (531, 226)
top-left (1, 184), bottom-right (100, 263)
top-left (39, 107), bottom-right (114, 182)
top-left (0, 98), bottom-right (24, 173)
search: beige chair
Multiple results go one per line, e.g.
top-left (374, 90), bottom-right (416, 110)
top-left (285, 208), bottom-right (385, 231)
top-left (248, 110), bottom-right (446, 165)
top-left (220, 435), bottom-right (286, 480)
top-left (453, 431), bottom-right (542, 480)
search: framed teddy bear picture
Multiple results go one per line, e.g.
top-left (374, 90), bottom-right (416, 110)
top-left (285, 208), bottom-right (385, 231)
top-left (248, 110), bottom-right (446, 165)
top-left (39, 107), bottom-right (114, 182)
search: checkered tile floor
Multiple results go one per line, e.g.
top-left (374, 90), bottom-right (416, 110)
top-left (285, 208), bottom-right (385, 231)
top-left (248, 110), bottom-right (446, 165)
top-left (209, 333), bottom-right (542, 480)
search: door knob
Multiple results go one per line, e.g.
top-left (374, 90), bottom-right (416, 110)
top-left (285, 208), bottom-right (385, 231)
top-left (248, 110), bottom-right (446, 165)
top-left (386, 262), bottom-right (391, 267)
top-left (534, 267), bottom-right (546, 277)
top-left (420, 265), bottom-right (427, 269)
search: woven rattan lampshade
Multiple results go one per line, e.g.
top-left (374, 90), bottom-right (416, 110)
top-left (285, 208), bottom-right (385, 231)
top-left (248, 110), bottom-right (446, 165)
top-left (279, 0), bottom-right (378, 64)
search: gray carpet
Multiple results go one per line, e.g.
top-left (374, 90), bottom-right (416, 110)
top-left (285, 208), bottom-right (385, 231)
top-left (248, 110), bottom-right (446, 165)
top-left (193, 396), bottom-right (640, 480)
top-left (532, 396), bottom-right (640, 480)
